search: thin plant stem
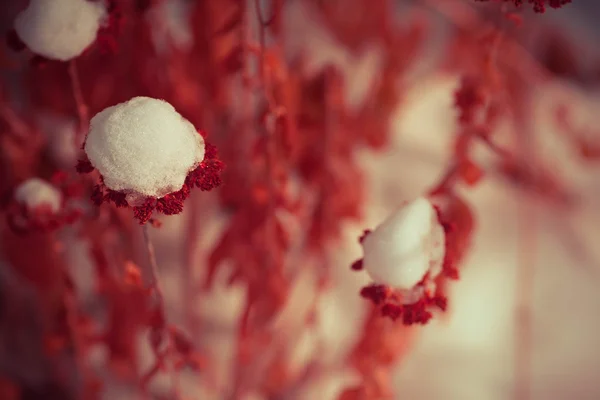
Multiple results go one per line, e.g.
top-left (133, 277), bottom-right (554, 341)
top-left (183, 195), bottom-right (201, 335)
top-left (141, 225), bottom-right (182, 399)
top-left (142, 224), bottom-right (164, 303)
top-left (68, 60), bottom-right (89, 140)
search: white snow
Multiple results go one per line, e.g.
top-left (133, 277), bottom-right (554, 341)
top-left (14, 0), bottom-right (106, 61)
top-left (84, 96), bottom-right (205, 204)
top-left (361, 197), bottom-right (445, 290)
top-left (14, 178), bottom-right (62, 213)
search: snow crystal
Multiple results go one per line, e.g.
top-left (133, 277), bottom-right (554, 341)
top-left (362, 197), bottom-right (445, 290)
top-left (84, 97), bottom-right (205, 204)
top-left (14, 0), bottom-right (106, 61)
top-left (14, 178), bottom-right (62, 213)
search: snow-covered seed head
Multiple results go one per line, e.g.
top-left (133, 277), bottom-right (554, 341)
top-left (84, 97), bottom-right (205, 205)
top-left (361, 197), bottom-right (445, 290)
top-left (14, 178), bottom-right (62, 214)
top-left (14, 0), bottom-right (106, 61)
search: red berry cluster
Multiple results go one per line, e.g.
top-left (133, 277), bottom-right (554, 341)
top-left (77, 139), bottom-right (224, 224)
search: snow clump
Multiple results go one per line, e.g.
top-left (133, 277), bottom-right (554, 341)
top-left (14, 178), bottom-right (63, 213)
top-left (14, 0), bottom-right (107, 61)
top-left (84, 96), bottom-right (206, 205)
top-left (361, 197), bottom-right (445, 290)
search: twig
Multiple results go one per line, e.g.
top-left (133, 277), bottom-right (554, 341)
top-left (141, 225), bottom-right (181, 399)
top-left (68, 60), bottom-right (89, 141)
top-left (253, 0), bottom-right (285, 271)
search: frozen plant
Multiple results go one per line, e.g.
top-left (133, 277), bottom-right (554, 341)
top-left (354, 197), bottom-right (455, 326)
top-left (361, 197), bottom-right (446, 291)
top-left (85, 97), bottom-right (205, 203)
top-left (14, 178), bottom-right (62, 213)
top-left (79, 96), bottom-right (223, 223)
top-left (14, 0), bottom-right (106, 61)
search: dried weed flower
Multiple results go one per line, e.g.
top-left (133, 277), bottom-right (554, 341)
top-left (77, 96), bottom-right (224, 223)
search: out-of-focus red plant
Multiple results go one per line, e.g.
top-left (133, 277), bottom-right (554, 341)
top-left (0, 0), bottom-right (587, 399)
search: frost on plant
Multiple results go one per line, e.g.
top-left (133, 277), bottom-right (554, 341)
top-left (14, 0), bottom-right (106, 61)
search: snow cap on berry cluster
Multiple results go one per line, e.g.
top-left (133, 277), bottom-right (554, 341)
top-left (361, 197), bottom-right (445, 290)
top-left (14, 178), bottom-right (62, 213)
top-left (84, 96), bottom-right (206, 205)
top-left (14, 0), bottom-right (106, 61)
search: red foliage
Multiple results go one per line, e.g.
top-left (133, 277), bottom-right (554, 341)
top-left (0, 0), bottom-right (583, 399)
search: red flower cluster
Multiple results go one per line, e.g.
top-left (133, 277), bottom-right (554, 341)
top-left (361, 283), bottom-right (448, 325)
top-left (77, 140), bottom-right (224, 224)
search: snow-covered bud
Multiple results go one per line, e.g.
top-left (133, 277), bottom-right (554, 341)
top-left (14, 0), bottom-right (106, 61)
top-left (14, 178), bottom-right (62, 214)
top-left (361, 197), bottom-right (445, 290)
top-left (85, 96), bottom-right (205, 205)
top-left (79, 96), bottom-right (223, 224)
